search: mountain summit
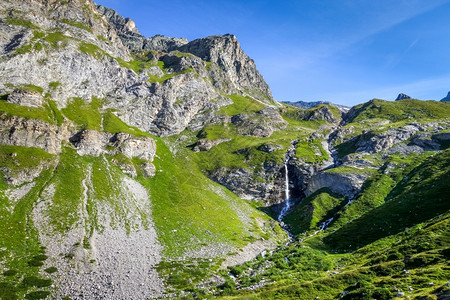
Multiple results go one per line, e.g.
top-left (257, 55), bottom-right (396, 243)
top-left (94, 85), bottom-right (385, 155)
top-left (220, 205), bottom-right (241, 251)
top-left (441, 91), bottom-right (450, 102)
top-left (395, 93), bottom-right (412, 100)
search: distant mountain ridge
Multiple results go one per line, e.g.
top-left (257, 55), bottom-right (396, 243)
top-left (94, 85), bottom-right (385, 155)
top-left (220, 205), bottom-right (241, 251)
top-left (283, 100), bottom-right (350, 112)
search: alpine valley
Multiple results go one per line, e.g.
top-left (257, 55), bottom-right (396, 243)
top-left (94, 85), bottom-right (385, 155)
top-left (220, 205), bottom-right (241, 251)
top-left (0, 1), bottom-right (449, 299)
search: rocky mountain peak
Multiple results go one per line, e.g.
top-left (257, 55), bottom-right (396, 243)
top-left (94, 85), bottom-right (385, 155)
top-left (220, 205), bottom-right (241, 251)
top-left (97, 4), bottom-right (188, 52)
top-left (96, 5), bottom-right (273, 104)
top-left (179, 34), bottom-right (274, 103)
top-left (96, 4), bottom-right (141, 35)
top-left (395, 93), bottom-right (411, 101)
top-left (440, 91), bottom-right (450, 102)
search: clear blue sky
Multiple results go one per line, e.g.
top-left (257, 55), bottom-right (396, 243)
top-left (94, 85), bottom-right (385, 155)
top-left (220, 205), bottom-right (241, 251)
top-left (96, 0), bottom-right (450, 106)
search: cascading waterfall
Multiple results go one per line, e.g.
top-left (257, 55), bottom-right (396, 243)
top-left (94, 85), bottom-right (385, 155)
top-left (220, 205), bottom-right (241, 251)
top-left (278, 149), bottom-right (293, 222)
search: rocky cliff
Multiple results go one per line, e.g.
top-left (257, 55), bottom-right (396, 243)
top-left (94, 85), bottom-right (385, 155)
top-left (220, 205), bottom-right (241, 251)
top-left (97, 6), bottom-right (274, 104)
top-left (96, 5), bottom-right (188, 52)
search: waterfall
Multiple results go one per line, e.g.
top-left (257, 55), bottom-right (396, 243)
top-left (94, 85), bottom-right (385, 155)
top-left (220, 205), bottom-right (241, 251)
top-left (278, 155), bottom-right (291, 222)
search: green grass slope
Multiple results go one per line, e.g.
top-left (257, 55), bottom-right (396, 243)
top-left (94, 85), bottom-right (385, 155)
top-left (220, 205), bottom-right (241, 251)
top-left (220, 212), bottom-right (450, 299)
top-left (325, 149), bottom-right (450, 251)
top-left (215, 148), bottom-right (450, 299)
top-left (0, 102), bottom-right (286, 298)
top-left (347, 99), bottom-right (450, 124)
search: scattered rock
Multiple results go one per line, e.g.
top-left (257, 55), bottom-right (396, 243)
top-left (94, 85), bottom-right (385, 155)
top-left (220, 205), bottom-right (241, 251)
top-left (141, 162), bottom-right (156, 177)
top-left (193, 138), bottom-right (231, 152)
top-left (258, 144), bottom-right (283, 153)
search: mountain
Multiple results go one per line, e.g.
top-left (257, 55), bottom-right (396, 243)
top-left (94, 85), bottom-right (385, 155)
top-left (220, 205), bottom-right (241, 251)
top-left (395, 93), bottom-right (412, 101)
top-left (0, 1), bottom-right (449, 299)
top-left (283, 100), bottom-right (350, 112)
top-left (441, 91), bottom-right (450, 102)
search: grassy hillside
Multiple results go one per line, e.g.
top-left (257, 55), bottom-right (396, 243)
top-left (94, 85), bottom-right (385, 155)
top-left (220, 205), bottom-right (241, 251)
top-left (347, 99), bottom-right (450, 124)
top-left (0, 97), bottom-right (288, 297)
top-left (325, 149), bottom-right (450, 251)
top-left (214, 143), bottom-right (450, 300)
top-left (219, 212), bottom-right (450, 299)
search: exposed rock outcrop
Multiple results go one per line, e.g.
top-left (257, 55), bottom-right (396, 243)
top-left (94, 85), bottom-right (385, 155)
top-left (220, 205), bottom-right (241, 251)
top-left (305, 169), bottom-right (370, 199)
top-left (284, 100), bottom-right (350, 112)
top-left (1, 0), bottom-right (275, 138)
top-left (193, 138), bottom-right (231, 152)
top-left (69, 130), bottom-right (157, 175)
top-left (209, 163), bottom-right (285, 204)
top-left (302, 105), bottom-right (341, 124)
top-left (7, 89), bottom-right (43, 107)
top-left (0, 114), bottom-right (69, 154)
top-left (355, 124), bottom-right (421, 154)
top-left (231, 108), bottom-right (287, 137)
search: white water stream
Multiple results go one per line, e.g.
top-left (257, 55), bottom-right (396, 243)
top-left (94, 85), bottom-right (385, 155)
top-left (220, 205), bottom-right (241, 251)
top-left (277, 162), bottom-right (291, 222)
top-left (278, 144), bottom-right (296, 222)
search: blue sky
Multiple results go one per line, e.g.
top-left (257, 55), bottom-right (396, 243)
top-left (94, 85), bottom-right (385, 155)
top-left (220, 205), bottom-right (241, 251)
top-left (96, 0), bottom-right (450, 106)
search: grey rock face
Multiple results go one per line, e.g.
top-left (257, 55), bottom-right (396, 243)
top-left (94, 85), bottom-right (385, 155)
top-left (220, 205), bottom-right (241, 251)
top-left (284, 100), bottom-right (350, 112)
top-left (355, 124), bottom-right (421, 154)
top-left (143, 35), bottom-right (188, 52)
top-left (305, 171), bottom-right (368, 199)
top-left (114, 71), bottom-right (223, 136)
top-left (97, 5), bottom-right (188, 52)
top-left (209, 163), bottom-right (285, 204)
top-left (70, 130), bottom-right (157, 162)
top-left (0, 115), bottom-right (69, 154)
top-left (70, 130), bottom-right (109, 157)
top-left (112, 132), bottom-right (157, 161)
top-left (231, 108), bottom-right (287, 137)
top-left (1, 0), bottom-right (276, 138)
top-left (303, 105), bottom-right (341, 124)
top-left (96, 4), bottom-right (141, 36)
top-left (179, 34), bottom-right (273, 103)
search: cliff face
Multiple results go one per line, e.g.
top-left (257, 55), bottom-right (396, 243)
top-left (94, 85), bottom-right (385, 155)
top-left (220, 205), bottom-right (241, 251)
top-left (179, 35), bottom-right (274, 103)
top-left (97, 5), bottom-right (274, 104)
top-left (96, 4), bottom-right (188, 52)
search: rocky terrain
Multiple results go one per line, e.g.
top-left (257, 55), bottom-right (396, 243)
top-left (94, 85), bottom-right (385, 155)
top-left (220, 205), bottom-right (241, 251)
top-left (0, 0), bottom-right (449, 299)
top-left (283, 100), bottom-right (350, 112)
